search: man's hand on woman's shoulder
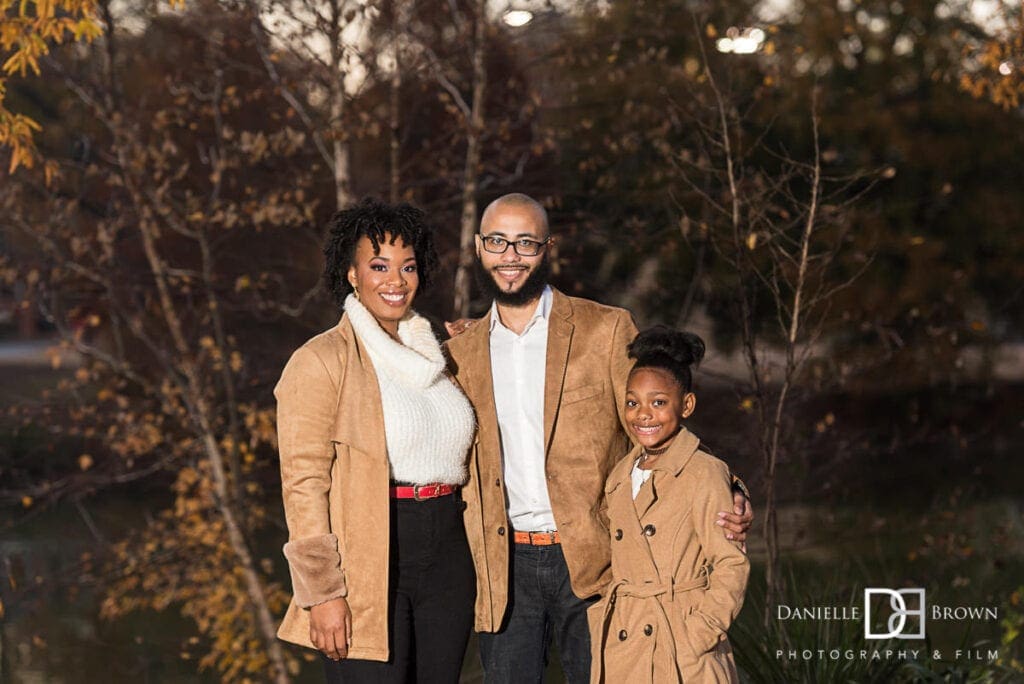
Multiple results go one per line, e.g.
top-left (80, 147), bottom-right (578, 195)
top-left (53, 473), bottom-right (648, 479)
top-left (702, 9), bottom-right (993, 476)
top-left (444, 318), bottom-right (477, 338)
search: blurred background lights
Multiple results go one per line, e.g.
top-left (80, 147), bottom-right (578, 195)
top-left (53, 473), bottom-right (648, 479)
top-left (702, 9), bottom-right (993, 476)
top-left (717, 27), bottom-right (766, 54)
top-left (502, 10), bottom-right (534, 27)
top-left (998, 60), bottom-right (1014, 76)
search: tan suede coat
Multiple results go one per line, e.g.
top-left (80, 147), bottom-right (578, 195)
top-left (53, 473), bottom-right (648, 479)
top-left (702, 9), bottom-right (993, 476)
top-left (446, 289), bottom-right (638, 632)
top-left (274, 314), bottom-right (394, 661)
top-left (589, 430), bottom-right (749, 683)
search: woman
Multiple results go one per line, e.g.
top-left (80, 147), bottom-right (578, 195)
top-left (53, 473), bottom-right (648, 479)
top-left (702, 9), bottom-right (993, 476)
top-left (274, 198), bottom-right (477, 682)
top-left (590, 326), bottom-right (749, 683)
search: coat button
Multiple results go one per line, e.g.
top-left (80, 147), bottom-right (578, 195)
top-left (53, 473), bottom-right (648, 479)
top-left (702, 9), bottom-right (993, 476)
top-left (614, 529), bottom-right (623, 540)
top-left (644, 624), bottom-right (653, 636)
top-left (495, 479), bottom-right (501, 487)
top-left (498, 526), bottom-right (505, 536)
top-left (643, 524), bottom-right (656, 537)
top-left (618, 629), bottom-right (628, 641)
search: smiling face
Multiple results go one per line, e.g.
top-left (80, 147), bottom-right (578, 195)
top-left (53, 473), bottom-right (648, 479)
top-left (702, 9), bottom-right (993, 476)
top-left (347, 234), bottom-right (419, 336)
top-left (475, 204), bottom-right (551, 303)
top-left (625, 367), bottom-right (696, 450)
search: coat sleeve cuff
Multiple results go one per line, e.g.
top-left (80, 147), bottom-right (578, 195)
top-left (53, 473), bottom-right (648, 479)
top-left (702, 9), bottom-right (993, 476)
top-left (729, 472), bottom-right (751, 501)
top-left (283, 533), bottom-right (348, 608)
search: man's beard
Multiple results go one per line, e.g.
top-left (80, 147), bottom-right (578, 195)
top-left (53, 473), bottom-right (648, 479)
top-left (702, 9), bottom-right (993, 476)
top-left (474, 253), bottom-right (551, 306)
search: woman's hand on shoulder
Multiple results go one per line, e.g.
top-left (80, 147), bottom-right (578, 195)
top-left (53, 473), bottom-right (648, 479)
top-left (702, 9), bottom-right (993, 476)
top-left (310, 596), bottom-right (352, 660)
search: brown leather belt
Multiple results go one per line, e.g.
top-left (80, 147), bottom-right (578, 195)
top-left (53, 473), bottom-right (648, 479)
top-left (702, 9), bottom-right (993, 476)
top-left (389, 483), bottom-right (457, 501)
top-left (514, 530), bottom-right (561, 545)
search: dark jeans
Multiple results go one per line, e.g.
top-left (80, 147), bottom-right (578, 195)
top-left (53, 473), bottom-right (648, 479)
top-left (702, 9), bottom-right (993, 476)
top-left (478, 543), bottom-right (595, 684)
top-left (323, 493), bottom-right (475, 684)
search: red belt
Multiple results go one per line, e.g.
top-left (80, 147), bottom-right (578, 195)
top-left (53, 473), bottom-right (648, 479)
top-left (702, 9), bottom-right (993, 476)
top-left (389, 483), bottom-right (457, 501)
top-left (514, 531), bottom-right (561, 545)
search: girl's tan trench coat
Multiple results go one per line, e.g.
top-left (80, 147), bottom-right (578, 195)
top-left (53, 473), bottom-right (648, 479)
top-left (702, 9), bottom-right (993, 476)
top-left (589, 429), bottom-right (750, 683)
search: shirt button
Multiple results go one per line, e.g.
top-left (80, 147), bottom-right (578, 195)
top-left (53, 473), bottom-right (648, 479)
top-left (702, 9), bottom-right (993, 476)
top-left (498, 526), bottom-right (505, 536)
top-left (644, 624), bottom-right (653, 636)
top-left (614, 529), bottom-right (623, 540)
top-left (618, 629), bottom-right (628, 641)
top-left (643, 524), bottom-right (656, 537)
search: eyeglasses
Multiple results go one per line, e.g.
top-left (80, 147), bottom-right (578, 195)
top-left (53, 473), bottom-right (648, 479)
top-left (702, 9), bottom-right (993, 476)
top-left (479, 234), bottom-right (551, 257)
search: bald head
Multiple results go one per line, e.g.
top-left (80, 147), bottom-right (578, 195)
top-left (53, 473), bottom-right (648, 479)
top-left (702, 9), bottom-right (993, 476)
top-left (480, 193), bottom-right (549, 237)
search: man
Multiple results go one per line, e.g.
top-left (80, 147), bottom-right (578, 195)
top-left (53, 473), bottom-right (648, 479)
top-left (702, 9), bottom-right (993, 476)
top-left (446, 193), bottom-right (752, 683)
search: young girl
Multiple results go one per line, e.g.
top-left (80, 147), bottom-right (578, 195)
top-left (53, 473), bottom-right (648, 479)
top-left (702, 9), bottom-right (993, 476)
top-left (589, 326), bottom-right (750, 683)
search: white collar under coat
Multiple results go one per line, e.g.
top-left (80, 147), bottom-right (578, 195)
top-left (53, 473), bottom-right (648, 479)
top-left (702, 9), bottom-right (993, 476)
top-left (344, 293), bottom-right (445, 390)
top-left (487, 285), bottom-right (554, 334)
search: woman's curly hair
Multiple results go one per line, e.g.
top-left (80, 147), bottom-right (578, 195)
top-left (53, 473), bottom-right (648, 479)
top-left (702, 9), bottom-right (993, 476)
top-left (323, 197), bottom-right (439, 308)
top-left (627, 325), bottom-right (706, 392)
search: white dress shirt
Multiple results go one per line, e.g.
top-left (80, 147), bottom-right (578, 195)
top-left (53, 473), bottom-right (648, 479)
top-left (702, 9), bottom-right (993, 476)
top-left (489, 286), bottom-right (556, 532)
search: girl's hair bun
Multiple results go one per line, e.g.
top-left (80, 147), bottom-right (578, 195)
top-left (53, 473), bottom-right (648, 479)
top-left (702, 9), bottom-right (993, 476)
top-left (627, 325), bottom-right (705, 391)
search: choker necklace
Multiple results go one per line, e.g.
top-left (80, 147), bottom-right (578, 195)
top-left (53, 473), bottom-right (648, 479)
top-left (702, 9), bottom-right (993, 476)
top-left (639, 442), bottom-right (671, 465)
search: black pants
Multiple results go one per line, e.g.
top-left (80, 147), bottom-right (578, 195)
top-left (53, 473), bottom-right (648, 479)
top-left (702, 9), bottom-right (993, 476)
top-left (323, 493), bottom-right (475, 683)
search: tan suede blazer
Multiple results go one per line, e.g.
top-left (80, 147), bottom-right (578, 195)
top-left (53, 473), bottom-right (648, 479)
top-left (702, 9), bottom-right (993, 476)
top-left (446, 288), bottom-right (638, 632)
top-left (589, 430), bottom-right (749, 683)
top-left (274, 314), bottom-right (393, 661)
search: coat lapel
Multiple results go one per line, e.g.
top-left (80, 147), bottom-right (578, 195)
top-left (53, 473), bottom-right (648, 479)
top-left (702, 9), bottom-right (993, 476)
top-left (543, 290), bottom-right (574, 456)
top-left (633, 472), bottom-right (658, 520)
top-left (607, 450), bottom-right (661, 580)
top-left (457, 311), bottom-right (498, 442)
top-left (445, 311), bottom-right (498, 458)
top-left (331, 314), bottom-right (386, 458)
top-left (653, 429), bottom-right (701, 477)
top-left (636, 431), bottom-right (700, 518)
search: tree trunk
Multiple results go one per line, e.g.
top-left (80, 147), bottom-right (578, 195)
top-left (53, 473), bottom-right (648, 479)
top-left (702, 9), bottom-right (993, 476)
top-left (117, 137), bottom-right (292, 682)
top-left (329, 0), bottom-right (352, 210)
top-left (389, 2), bottom-right (408, 203)
top-left (452, 0), bottom-right (486, 318)
top-left (332, 98), bottom-right (352, 211)
top-left (764, 101), bottom-right (821, 626)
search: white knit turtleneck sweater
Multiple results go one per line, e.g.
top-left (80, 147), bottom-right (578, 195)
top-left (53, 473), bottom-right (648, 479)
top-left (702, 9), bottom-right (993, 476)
top-left (345, 294), bottom-right (475, 485)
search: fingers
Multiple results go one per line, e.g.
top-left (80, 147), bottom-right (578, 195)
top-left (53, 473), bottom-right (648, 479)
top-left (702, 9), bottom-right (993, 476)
top-left (310, 625), bottom-right (349, 661)
top-left (731, 491), bottom-right (747, 516)
top-left (345, 610), bottom-right (353, 647)
top-left (444, 319), bottom-right (475, 337)
top-left (731, 492), bottom-right (754, 523)
top-left (316, 628), bottom-right (347, 661)
top-left (309, 598), bottom-right (351, 661)
top-left (325, 629), bottom-right (343, 661)
top-left (335, 626), bottom-right (350, 660)
top-left (310, 629), bottom-right (328, 661)
top-left (716, 511), bottom-right (747, 540)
